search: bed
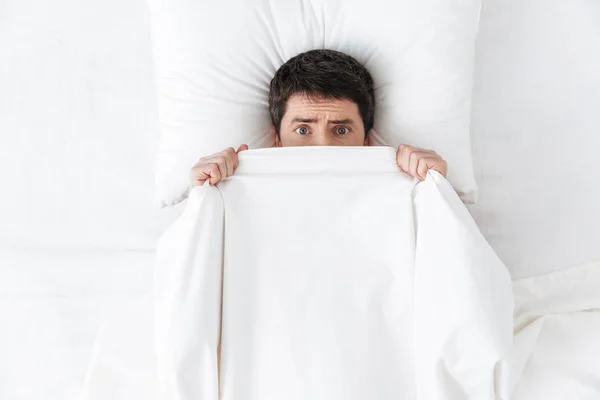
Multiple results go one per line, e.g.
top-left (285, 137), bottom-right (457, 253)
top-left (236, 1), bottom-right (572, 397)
top-left (0, 0), bottom-right (599, 398)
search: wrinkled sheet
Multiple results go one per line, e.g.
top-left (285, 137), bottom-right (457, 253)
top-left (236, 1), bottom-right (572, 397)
top-left (79, 149), bottom-right (600, 399)
top-left (503, 261), bottom-right (600, 400)
top-left (81, 261), bottom-right (600, 400)
top-left (153, 146), bottom-right (513, 400)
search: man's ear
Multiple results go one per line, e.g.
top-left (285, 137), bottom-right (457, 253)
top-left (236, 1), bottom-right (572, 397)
top-left (271, 125), bottom-right (281, 147)
top-left (364, 128), bottom-right (374, 146)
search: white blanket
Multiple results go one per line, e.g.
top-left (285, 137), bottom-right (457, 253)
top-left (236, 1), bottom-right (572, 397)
top-left (80, 260), bottom-right (600, 400)
top-left (153, 147), bottom-right (513, 400)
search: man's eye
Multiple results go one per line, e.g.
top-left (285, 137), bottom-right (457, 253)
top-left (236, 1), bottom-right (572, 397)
top-left (295, 127), bottom-right (309, 135)
top-left (336, 127), bottom-right (349, 135)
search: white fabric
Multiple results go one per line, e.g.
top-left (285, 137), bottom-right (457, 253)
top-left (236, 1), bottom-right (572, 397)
top-left (0, 0), bottom-right (184, 250)
top-left (0, 248), bottom-right (155, 400)
top-left (470, 0), bottom-right (600, 278)
top-left (2, 0), bottom-right (600, 399)
top-left (503, 260), bottom-right (600, 400)
top-left (153, 147), bottom-right (512, 399)
top-left (81, 260), bottom-right (600, 400)
top-left (148, 0), bottom-right (481, 207)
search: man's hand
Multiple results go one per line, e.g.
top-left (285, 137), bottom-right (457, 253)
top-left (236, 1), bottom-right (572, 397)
top-left (190, 144), bottom-right (249, 186)
top-left (396, 144), bottom-right (447, 180)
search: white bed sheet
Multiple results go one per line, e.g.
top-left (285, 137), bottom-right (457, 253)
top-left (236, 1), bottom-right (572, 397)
top-left (80, 259), bottom-right (600, 400)
top-left (470, 0), bottom-right (600, 279)
top-left (506, 260), bottom-right (600, 399)
top-left (0, 248), bottom-right (155, 400)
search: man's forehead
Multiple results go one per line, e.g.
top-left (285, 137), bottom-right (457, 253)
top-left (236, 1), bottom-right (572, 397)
top-left (285, 94), bottom-right (359, 119)
top-left (287, 93), bottom-right (355, 107)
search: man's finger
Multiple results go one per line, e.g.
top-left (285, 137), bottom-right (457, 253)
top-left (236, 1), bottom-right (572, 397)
top-left (215, 159), bottom-right (228, 181)
top-left (208, 164), bottom-right (221, 185)
top-left (191, 171), bottom-right (206, 186)
top-left (400, 146), bottom-right (414, 173)
top-left (234, 144), bottom-right (249, 169)
top-left (222, 155), bottom-right (234, 177)
top-left (416, 158), bottom-right (430, 180)
top-left (432, 158), bottom-right (448, 177)
top-left (418, 157), bottom-right (448, 179)
top-left (396, 146), bottom-right (406, 172)
top-left (406, 152), bottom-right (436, 176)
top-left (408, 151), bottom-right (420, 179)
top-left (410, 147), bottom-right (436, 155)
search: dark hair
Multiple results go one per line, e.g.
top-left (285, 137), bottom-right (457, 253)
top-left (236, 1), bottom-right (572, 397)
top-left (268, 49), bottom-right (375, 138)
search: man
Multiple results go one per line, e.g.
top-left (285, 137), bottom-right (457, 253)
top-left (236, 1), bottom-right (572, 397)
top-left (190, 49), bottom-right (447, 185)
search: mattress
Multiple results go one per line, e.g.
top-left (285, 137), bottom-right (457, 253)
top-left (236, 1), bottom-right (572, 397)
top-left (0, 248), bottom-right (155, 400)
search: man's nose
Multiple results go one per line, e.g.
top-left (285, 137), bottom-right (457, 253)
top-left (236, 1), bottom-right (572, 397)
top-left (313, 131), bottom-right (335, 146)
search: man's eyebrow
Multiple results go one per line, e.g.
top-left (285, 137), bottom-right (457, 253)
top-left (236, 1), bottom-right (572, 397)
top-left (291, 117), bottom-right (318, 123)
top-left (328, 119), bottom-right (353, 124)
top-left (290, 117), bottom-right (354, 124)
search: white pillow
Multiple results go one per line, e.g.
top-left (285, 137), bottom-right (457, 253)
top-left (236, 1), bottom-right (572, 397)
top-left (148, 0), bottom-right (481, 207)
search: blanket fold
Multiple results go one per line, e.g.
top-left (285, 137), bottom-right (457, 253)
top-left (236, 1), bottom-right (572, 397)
top-left (153, 146), bottom-right (513, 400)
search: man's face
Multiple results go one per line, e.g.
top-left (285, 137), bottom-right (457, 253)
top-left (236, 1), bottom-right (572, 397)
top-left (276, 94), bottom-right (367, 147)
